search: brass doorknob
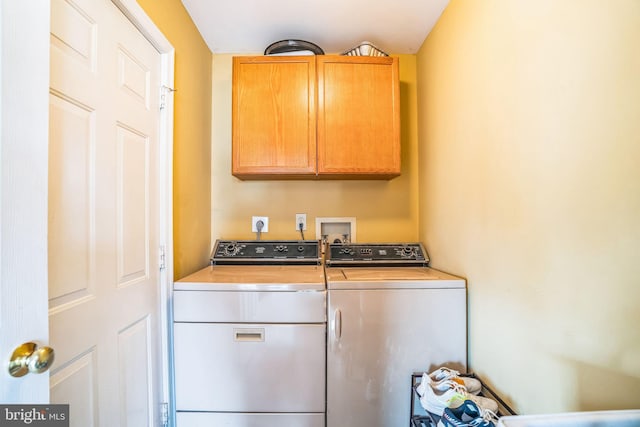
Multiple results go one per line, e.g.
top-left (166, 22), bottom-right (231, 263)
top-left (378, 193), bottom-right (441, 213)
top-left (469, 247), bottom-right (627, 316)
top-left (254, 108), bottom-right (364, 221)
top-left (8, 342), bottom-right (55, 377)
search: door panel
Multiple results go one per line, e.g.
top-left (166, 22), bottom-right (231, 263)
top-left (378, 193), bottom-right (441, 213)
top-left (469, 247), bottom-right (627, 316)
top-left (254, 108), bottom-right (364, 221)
top-left (117, 317), bottom-right (153, 426)
top-left (49, 0), bottom-right (162, 425)
top-left (50, 350), bottom-right (98, 426)
top-left (48, 93), bottom-right (95, 308)
top-left (116, 125), bottom-right (150, 286)
top-left (117, 47), bottom-right (151, 108)
top-left (50, 0), bottom-right (96, 70)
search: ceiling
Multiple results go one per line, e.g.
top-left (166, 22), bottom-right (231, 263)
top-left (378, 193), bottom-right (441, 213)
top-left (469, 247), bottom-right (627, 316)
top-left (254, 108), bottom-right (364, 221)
top-left (181, 0), bottom-right (449, 55)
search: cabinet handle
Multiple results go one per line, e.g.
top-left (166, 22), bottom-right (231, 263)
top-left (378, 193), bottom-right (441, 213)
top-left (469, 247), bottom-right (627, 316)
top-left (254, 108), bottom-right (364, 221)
top-left (334, 309), bottom-right (342, 341)
top-left (234, 328), bottom-right (264, 342)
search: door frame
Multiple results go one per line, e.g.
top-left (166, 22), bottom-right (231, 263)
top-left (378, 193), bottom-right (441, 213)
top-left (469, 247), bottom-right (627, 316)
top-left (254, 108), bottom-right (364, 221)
top-left (113, 0), bottom-right (176, 415)
top-left (0, 0), bottom-right (175, 409)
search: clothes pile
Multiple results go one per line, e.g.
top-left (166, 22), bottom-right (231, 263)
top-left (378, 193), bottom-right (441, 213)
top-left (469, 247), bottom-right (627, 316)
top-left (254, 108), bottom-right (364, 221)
top-left (416, 367), bottom-right (501, 427)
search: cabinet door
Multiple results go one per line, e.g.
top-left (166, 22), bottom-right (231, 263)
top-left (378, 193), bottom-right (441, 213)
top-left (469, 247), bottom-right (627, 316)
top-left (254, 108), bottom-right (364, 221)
top-left (232, 56), bottom-right (317, 178)
top-left (317, 56), bottom-right (401, 179)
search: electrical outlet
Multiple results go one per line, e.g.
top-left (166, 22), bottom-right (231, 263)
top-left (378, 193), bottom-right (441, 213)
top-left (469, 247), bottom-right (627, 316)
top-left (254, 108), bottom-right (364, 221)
top-left (295, 213), bottom-right (307, 231)
top-left (251, 216), bottom-right (269, 232)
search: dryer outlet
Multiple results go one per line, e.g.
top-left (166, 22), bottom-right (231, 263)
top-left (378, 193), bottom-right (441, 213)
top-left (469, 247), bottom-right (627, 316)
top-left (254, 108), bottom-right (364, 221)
top-left (251, 216), bottom-right (269, 232)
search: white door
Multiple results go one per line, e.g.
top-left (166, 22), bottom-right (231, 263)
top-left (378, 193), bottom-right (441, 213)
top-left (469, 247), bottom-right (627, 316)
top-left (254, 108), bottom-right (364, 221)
top-left (0, 0), bottom-right (174, 425)
top-left (48, 0), bottom-right (163, 425)
top-left (0, 0), bottom-right (52, 404)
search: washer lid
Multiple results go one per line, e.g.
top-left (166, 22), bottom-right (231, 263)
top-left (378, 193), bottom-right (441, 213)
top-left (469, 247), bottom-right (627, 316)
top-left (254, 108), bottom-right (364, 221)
top-left (325, 267), bottom-right (465, 290)
top-left (175, 265), bottom-right (326, 291)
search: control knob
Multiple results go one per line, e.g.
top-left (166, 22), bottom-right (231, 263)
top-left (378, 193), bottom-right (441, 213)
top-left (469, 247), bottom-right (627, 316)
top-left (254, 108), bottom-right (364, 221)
top-left (339, 247), bottom-right (355, 256)
top-left (401, 246), bottom-right (415, 257)
top-left (223, 243), bottom-right (240, 256)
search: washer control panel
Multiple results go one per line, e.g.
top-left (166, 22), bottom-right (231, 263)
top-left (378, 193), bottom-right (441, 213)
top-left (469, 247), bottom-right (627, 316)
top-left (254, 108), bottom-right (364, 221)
top-left (211, 240), bottom-right (320, 265)
top-left (326, 243), bottom-right (429, 266)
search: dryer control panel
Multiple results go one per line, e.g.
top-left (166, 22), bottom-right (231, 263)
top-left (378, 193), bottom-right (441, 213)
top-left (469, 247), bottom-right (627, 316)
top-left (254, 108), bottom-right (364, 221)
top-left (325, 243), bottom-right (429, 267)
top-left (211, 240), bottom-right (321, 265)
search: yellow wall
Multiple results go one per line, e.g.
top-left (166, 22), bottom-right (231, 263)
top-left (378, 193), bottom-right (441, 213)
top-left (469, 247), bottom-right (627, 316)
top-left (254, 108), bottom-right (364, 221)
top-left (136, 0), bottom-right (212, 279)
top-left (211, 54), bottom-right (420, 244)
top-left (417, 0), bottom-right (640, 413)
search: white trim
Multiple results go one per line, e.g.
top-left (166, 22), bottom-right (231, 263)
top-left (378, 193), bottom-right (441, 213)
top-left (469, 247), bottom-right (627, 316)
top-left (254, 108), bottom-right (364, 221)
top-left (111, 0), bottom-right (176, 422)
top-left (112, 0), bottom-right (173, 53)
top-left (158, 52), bottom-right (176, 427)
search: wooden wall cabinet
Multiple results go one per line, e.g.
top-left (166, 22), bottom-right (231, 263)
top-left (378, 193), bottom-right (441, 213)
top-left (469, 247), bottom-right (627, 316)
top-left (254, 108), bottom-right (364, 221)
top-left (232, 56), bottom-right (317, 178)
top-left (232, 55), bottom-right (400, 180)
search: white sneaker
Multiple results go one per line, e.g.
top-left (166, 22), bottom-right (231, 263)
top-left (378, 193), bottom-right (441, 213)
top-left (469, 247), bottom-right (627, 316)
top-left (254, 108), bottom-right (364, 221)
top-left (419, 379), bottom-right (499, 420)
top-left (420, 367), bottom-right (482, 395)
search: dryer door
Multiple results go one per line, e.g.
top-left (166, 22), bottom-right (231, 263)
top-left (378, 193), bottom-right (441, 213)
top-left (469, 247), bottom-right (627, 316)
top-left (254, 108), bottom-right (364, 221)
top-left (174, 322), bottom-right (326, 412)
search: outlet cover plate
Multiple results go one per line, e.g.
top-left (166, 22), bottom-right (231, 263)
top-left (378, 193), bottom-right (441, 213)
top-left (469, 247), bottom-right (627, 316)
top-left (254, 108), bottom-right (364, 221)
top-left (252, 216), bottom-right (269, 232)
top-left (295, 213), bottom-right (307, 231)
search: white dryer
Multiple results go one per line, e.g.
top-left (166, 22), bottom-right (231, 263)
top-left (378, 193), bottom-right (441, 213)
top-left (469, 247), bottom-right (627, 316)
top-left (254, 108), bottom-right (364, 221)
top-left (173, 240), bottom-right (326, 427)
top-left (324, 243), bottom-right (467, 427)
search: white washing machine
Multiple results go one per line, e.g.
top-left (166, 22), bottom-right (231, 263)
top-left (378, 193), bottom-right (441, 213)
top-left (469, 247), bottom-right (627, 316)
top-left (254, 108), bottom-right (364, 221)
top-left (173, 240), bottom-right (326, 427)
top-left (324, 242), bottom-right (467, 427)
